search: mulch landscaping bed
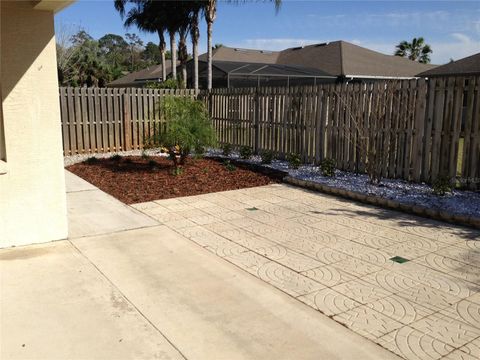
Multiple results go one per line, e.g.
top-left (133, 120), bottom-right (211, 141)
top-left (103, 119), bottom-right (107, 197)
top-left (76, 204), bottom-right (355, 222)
top-left (66, 156), bottom-right (282, 204)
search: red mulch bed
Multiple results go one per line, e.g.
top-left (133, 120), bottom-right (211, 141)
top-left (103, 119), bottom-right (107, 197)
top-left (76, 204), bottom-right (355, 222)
top-left (66, 156), bottom-right (280, 204)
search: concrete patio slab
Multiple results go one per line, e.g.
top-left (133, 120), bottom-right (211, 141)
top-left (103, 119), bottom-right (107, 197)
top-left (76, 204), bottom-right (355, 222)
top-left (0, 241), bottom-right (183, 360)
top-left (66, 171), bottom-right (158, 238)
top-left (135, 183), bottom-right (480, 360)
top-left (71, 225), bottom-right (399, 360)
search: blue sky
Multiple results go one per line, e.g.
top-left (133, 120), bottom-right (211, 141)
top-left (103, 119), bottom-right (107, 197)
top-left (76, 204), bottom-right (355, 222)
top-left (55, 1), bottom-right (480, 64)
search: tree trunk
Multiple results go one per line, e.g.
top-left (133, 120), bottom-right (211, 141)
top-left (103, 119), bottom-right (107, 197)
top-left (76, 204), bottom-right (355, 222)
top-left (191, 11), bottom-right (200, 91)
top-left (178, 27), bottom-right (188, 89)
top-left (158, 30), bottom-right (167, 82)
top-left (207, 21), bottom-right (213, 90)
top-left (169, 31), bottom-right (177, 80)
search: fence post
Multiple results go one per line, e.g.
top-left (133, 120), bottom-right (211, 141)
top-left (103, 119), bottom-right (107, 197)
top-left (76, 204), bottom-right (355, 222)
top-left (123, 89), bottom-right (132, 151)
top-left (411, 78), bottom-right (427, 182)
top-left (254, 87), bottom-right (260, 153)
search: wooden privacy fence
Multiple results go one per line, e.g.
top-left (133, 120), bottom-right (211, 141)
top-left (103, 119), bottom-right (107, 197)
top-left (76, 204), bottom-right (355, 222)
top-left (60, 77), bottom-right (479, 187)
top-left (59, 87), bottom-right (197, 155)
top-left (207, 77), bottom-right (480, 187)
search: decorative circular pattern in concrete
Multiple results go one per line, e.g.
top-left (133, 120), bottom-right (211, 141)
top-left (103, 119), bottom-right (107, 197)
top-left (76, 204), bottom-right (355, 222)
top-left (133, 184), bottom-right (480, 360)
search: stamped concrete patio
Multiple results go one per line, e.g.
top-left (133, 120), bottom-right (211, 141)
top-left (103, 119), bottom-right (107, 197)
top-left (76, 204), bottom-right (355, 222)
top-left (1, 171), bottom-right (398, 360)
top-left (133, 183), bottom-right (480, 360)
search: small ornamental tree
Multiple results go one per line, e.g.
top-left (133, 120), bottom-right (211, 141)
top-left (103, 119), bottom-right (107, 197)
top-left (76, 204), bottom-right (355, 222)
top-left (152, 96), bottom-right (216, 169)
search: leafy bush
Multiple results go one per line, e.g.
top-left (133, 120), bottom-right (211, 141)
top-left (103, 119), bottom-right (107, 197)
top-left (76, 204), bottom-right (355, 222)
top-left (222, 143), bottom-right (233, 157)
top-left (86, 156), bottom-right (98, 164)
top-left (239, 145), bottom-right (253, 159)
top-left (223, 160), bottom-right (236, 172)
top-left (110, 154), bottom-right (121, 162)
top-left (150, 96), bottom-right (217, 169)
top-left (321, 158), bottom-right (336, 177)
top-left (145, 78), bottom-right (180, 90)
top-left (432, 176), bottom-right (453, 196)
top-left (171, 167), bottom-right (184, 176)
top-left (286, 153), bottom-right (301, 169)
top-left (261, 150), bottom-right (275, 164)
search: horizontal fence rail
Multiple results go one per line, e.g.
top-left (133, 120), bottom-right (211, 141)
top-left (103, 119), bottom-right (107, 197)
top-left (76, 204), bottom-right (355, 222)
top-left (59, 77), bottom-right (480, 188)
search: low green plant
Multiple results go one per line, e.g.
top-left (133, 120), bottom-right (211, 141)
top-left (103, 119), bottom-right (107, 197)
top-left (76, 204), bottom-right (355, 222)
top-left (223, 160), bottom-right (237, 172)
top-left (261, 150), bottom-right (275, 164)
top-left (171, 167), bottom-right (184, 176)
top-left (239, 145), bottom-right (253, 159)
top-left (194, 145), bottom-right (205, 159)
top-left (148, 160), bottom-right (157, 167)
top-left (110, 154), bottom-right (122, 162)
top-left (145, 78), bottom-right (180, 90)
top-left (150, 96), bottom-right (217, 170)
top-left (202, 167), bottom-right (209, 174)
top-left (286, 153), bottom-right (301, 169)
top-left (320, 158), bottom-right (336, 177)
top-left (432, 176), bottom-right (453, 196)
top-left (86, 156), bottom-right (98, 164)
top-left (222, 143), bottom-right (233, 156)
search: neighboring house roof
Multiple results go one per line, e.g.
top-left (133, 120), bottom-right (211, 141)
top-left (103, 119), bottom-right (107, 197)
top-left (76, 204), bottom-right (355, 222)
top-left (203, 60), bottom-right (335, 78)
top-left (417, 53), bottom-right (480, 77)
top-left (199, 46), bottom-right (280, 64)
top-left (276, 41), bottom-right (437, 78)
top-left (106, 62), bottom-right (178, 87)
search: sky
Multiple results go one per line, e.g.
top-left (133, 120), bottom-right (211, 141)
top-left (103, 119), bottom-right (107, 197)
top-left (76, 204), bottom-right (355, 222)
top-left (55, 0), bottom-right (480, 65)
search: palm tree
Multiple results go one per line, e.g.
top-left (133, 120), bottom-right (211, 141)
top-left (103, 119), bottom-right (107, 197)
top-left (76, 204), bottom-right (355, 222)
top-left (203, 0), bottom-right (281, 90)
top-left (115, 1), bottom-right (179, 81)
top-left (395, 37), bottom-right (432, 64)
top-left (190, 3), bottom-right (202, 91)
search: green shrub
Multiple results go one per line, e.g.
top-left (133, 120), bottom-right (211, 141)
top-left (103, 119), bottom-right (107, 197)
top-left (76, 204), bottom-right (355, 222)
top-left (194, 145), bottom-right (205, 159)
top-left (171, 167), bottom-right (184, 176)
top-left (432, 176), bottom-right (453, 196)
top-left (110, 154), bottom-right (122, 162)
top-left (150, 96), bottom-right (217, 169)
top-left (86, 156), bottom-right (98, 164)
top-left (261, 150), bottom-right (275, 164)
top-left (145, 78), bottom-right (180, 90)
top-left (222, 143), bottom-right (233, 157)
top-left (286, 153), bottom-right (301, 169)
top-left (239, 145), bottom-right (253, 159)
top-left (223, 160), bottom-right (236, 172)
top-left (321, 158), bottom-right (336, 177)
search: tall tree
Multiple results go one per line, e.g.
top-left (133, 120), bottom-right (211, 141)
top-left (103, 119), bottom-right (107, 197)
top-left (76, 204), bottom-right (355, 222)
top-left (115, 0), bottom-right (170, 81)
top-left (190, 3), bottom-right (202, 91)
top-left (395, 37), bottom-right (432, 64)
top-left (203, 0), bottom-right (281, 90)
top-left (125, 33), bottom-right (144, 71)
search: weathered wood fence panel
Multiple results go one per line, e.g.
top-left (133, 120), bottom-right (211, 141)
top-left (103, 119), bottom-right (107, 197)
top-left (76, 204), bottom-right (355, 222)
top-left (60, 77), bottom-right (479, 187)
top-left (207, 76), bottom-right (479, 188)
top-left (59, 87), bottom-right (196, 155)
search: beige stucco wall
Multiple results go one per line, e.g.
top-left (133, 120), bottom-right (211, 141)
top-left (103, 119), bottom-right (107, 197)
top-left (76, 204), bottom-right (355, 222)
top-left (0, 1), bottom-right (68, 247)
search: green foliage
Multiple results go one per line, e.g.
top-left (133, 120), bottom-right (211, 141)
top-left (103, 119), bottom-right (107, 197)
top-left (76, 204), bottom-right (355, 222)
top-left (286, 153), bottom-right (301, 169)
top-left (432, 176), bottom-right (453, 196)
top-left (395, 37), bottom-right (432, 64)
top-left (86, 156), bottom-right (98, 164)
top-left (239, 146), bottom-right (253, 159)
top-left (171, 167), bottom-right (184, 176)
top-left (151, 96), bottom-right (216, 168)
top-left (320, 158), bottom-right (336, 177)
top-left (223, 160), bottom-right (236, 172)
top-left (222, 143), bottom-right (233, 156)
top-left (261, 150), bottom-right (275, 164)
top-left (145, 78), bottom-right (180, 89)
top-left (110, 154), bottom-right (122, 162)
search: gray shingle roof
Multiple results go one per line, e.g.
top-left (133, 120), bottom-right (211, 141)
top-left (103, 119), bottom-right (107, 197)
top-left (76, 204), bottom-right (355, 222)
top-left (417, 53), bottom-right (480, 77)
top-left (107, 61), bottom-right (179, 87)
top-left (277, 41), bottom-right (437, 78)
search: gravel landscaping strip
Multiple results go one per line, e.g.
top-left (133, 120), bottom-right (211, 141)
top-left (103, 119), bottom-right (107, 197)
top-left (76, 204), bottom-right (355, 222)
top-left (206, 149), bottom-right (480, 224)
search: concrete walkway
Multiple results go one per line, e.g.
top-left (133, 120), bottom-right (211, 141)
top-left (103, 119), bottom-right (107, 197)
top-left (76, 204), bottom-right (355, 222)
top-left (0, 171), bottom-right (398, 360)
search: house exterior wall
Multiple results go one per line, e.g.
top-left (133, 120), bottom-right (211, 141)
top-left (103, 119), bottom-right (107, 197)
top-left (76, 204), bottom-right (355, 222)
top-left (0, 1), bottom-right (68, 247)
